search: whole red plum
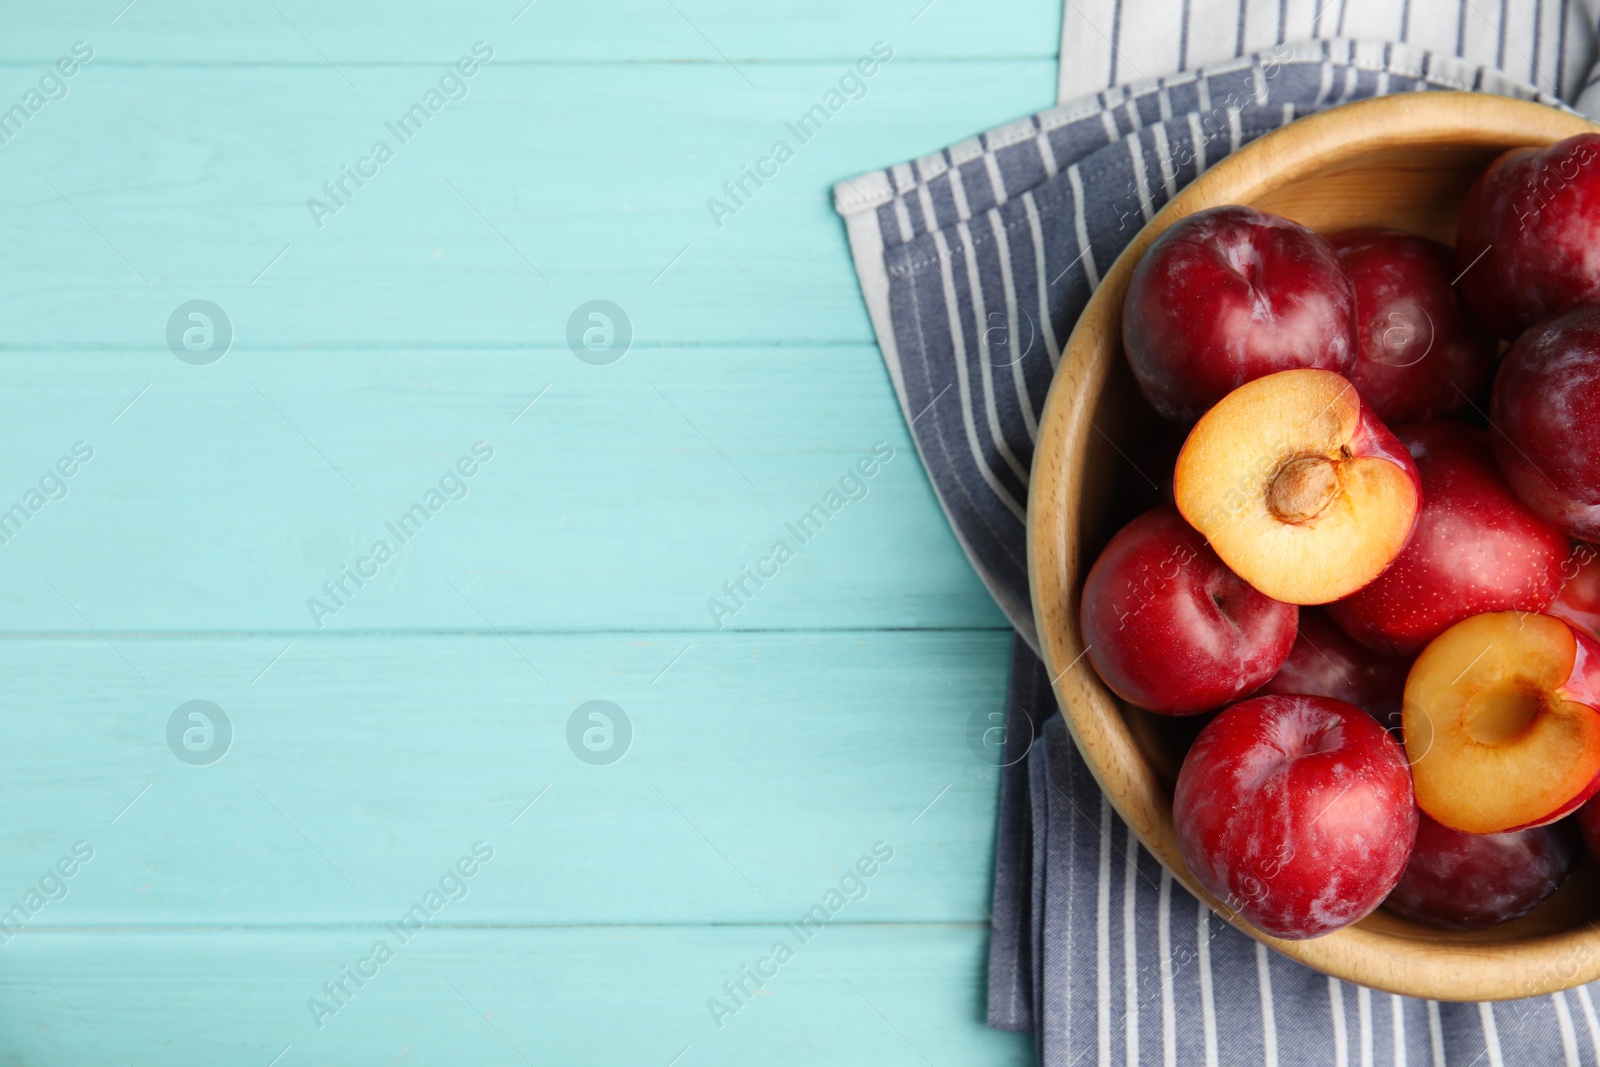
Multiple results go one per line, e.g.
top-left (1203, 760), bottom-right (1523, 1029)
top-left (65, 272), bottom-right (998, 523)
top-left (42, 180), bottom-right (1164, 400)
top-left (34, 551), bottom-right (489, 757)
top-left (1382, 813), bottom-right (1577, 929)
top-left (1080, 507), bottom-right (1297, 715)
top-left (1326, 422), bottom-right (1570, 656)
top-left (1123, 206), bottom-right (1357, 423)
top-left (1331, 228), bottom-right (1496, 423)
top-left (1254, 608), bottom-right (1409, 729)
top-left (1457, 133), bottom-right (1600, 339)
top-left (1174, 694), bottom-right (1417, 939)
top-left (1489, 306), bottom-right (1600, 540)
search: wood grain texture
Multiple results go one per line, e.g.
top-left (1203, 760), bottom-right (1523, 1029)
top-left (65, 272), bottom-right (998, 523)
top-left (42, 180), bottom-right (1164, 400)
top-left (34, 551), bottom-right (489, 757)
top-left (0, 348), bottom-right (1004, 631)
top-left (1, 1), bottom-right (1060, 62)
top-left (0, 0), bottom-right (1056, 1058)
top-left (0, 631), bottom-right (1006, 925)
top-left (0, 62), bottom-right (1053, 347)
top-left (0, 926), bottom-right (1032, 1065)
top-left (1029, 92), bottom-right (1600, 1002)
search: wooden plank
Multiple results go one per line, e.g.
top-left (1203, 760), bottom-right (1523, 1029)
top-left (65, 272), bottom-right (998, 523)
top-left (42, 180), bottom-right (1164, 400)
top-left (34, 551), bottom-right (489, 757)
top-left (0, 10), bottom-right (1053, 1057)
top-left (0, 348), bottom-right (1006, 631)
top-left (0, 61), bottom-right (1055, 346)
top-left (0, 630), bottom-right (1012, 924)
top-left (0, 925), bottom-right (1033, 1065)
top-left (1, 0), bottom-right (1059, 62)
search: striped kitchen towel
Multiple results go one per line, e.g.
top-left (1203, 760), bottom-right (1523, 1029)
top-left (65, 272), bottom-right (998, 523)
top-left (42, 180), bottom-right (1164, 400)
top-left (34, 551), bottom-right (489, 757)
top-left (834, 37), bottom-right (1600, 1067)
top-left (1053, 0), bottom-right (1600, 108)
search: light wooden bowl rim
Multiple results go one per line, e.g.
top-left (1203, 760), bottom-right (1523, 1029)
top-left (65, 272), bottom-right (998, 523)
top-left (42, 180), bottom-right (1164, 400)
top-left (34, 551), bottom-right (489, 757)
top-left (1028, 92), bottom-right (1600, 1002)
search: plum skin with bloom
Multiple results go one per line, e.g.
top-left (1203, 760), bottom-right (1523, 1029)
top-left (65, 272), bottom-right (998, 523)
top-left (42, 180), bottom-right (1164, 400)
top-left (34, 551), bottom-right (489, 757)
top-left (1254, 608), bottom-right (1409, 729)
top-left (1174, 694), bottom-right (1417, 940)
top-left (1490, 306), bottom-right (1600, 541)
top-left (1080, 507), bottom-right (1297, 715)
top-left (1326, 422), bottom-right (1571, 656)
top-left (1549, 542), bottom-right (1600, 640)
top-left (1456, 133), bottom-right (1600, 340)
top-left (1331, 228), bottom-right (1497, 423)
top-left (1382, 813), bottom-right (1578, 930)
top-left (1580, 797), bottom-right (1600, 858)
top-left (1123, 205), bottom-right (1357, 423)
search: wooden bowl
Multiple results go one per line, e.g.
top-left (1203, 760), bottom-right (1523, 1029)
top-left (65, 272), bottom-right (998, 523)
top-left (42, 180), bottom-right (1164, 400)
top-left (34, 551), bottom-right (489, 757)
top-left (1028, 92), bottom-right (1600, 1001)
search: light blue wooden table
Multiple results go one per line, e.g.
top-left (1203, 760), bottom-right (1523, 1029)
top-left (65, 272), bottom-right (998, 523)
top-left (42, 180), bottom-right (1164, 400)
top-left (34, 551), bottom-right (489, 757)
top-left (0, 2), bottom-right (1058, 1061)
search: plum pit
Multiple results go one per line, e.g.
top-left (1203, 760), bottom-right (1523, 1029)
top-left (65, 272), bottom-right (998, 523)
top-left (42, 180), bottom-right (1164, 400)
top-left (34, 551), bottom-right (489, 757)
top-left (1266, 453), bottom-right (1341, 525)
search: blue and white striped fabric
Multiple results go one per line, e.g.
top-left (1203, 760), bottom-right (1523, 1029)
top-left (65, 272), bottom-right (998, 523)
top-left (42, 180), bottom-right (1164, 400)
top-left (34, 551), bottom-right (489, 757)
top-left (1054, 0), bottom-right (1600, 109)
top-left (834, 37), bottom-right (1600, 1067)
